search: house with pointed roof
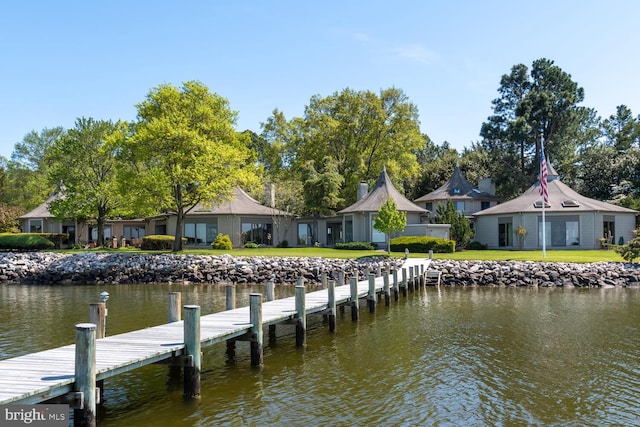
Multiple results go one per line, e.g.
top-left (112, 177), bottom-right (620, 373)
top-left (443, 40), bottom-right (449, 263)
top-left (414, 165), bottom-right (500, 220)
top-left (148, 185), bottom-right (293, 248)
top-left (336, 167), bottom-right (448, 247)
top-left (473, 165), bottom-right (638, 249)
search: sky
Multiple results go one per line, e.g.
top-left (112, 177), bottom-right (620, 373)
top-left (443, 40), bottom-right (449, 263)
top-left (1, 0), bottom-right (639, 160)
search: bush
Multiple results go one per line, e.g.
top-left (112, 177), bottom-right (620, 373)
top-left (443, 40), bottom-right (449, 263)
top-left (468, 241), bottom-right (486, 250)
top-left (244, 242), bottom-right (259, 249)
top-left (335, 241), bottom-right (375, 250)
top-left (0, 233), bottom-right (55, 250)
top-left (31, 233), bottom-right (69, 249)
top-left (141, 235), bottom-right (186, 250)
top-left (211, 233), bottom-right (233, 250)
top-left (389, 236), bottom-right (455, 253)
top-left (277, 239), bottom-right (289, 248)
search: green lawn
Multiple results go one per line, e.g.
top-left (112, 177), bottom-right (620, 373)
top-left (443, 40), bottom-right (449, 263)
top-left (70, 246), bottom-right (627, 263)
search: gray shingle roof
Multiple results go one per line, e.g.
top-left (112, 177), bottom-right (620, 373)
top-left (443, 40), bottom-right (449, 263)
top-left (414, 165), bottom-right (500, 202)
top-left (338, 167), bottom-right (427, 214)
top-left (474, 175), bottom-right (638, 216)
top-left (18, 194), bottom-right (57, 219)
top-left (190, 186), bottom-right (290, 216)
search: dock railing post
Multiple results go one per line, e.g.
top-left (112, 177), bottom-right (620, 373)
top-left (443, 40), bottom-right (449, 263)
top-left (401, 268), bottom-right (408, 297)
top-left (74, 323), bottom-right (96, 427)
top-left (168, 292), bottom-right (181, 323)
top-left (367, 274), bottom-right (376, 313)
top-left (328, 279), bottom-right (336, 332)
top-left (89, 303), bottom-right (106, 405)
top-left (349, 277), bottom-right (359, 321)
top-left (295, 278), bottom-right (306, 347)
top-left (266, 277), bottom-right (276, 338)
top-left (250, 294), bottom-right (264, 366)
top-left (392, 268), bottom-right (399, 301)
top-left (420, 264), bottom-right (425, 288)
top-left (225, 285), bottom-right (236, 355)
top-left (383, 270), bottom-right (390, 307)
top-left (183, 305), bottom-right (201, 400)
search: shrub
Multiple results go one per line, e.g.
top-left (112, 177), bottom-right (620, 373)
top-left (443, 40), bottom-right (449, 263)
top-left (277, 239), bottom-right (289, 248)
top-left (389, 236), bottom-right (455, 253)
top-left (335, 241), bottom-right (375, 250)
top-left (211, 233), bottom-right (233, 250)
top-left (468, 241), bottom-right (485, 250)
top-left (244, 242), bottom-right (259, 249)
top-left (0, 233), bottom-right (55, 250)
top-left (35, 233), bottom-right (69, 249)
top-left (141, 235), bottom-right (186, 250)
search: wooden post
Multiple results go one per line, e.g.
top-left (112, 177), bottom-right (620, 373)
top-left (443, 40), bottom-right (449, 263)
top-left (183, 305), bottom-right (201, 400)
top-left (225, 285), bottom-right (236, 355)
top-left (250, 294), bottom-right (263, 366)
top-left (328, 279), bottom-right (336, 332)
top-left (295, 279), bottom-right (306, 347)
top-left (321, 272), bottom-right (327, 289)
top-left (401, 268), bottom-right (408, 297)
top-left (392, 269), bottom-right (399, 301)
top-left (168, 292), bottom-right (181, 323)
top-left (383, 271), bottom-right (390, 307)
top-left (408, 266), bottom-right (415, 292)
top-left (74, 323), bottom-right (96, 427)
top-left (429, 249), bottom-right (433, 259)
top-left (266, 278), bottom-right (276, 338)
top-left (367, 274), bottom-right (376, 313)
top-left (376, 265), bottom-right (382, 277)
top-left (420, 264), bottom-right (425, 288)
top-left (338, 270), bottom-right (345, 287)
top-left (89, 303), bottom-right (106, 339)
top-left (349, 277), bottom-right (359, 321)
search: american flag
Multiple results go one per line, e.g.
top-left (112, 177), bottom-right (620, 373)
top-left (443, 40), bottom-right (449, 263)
top-left (539, 144), bottom-right (548, 204)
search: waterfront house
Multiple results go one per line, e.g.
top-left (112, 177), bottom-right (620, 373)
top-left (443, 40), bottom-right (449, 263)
top-left (473, 165), bottom-right (638, 249)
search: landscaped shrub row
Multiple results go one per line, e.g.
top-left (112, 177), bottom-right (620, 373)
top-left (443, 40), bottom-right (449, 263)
top-left (0, 233), bottom-right (55, 250)
top-left (141, 235), bottom-right (187, 250)
top-left (335, 241), bottom-right (375, 250)
top-left (390, 236), bottom-right (455, 253)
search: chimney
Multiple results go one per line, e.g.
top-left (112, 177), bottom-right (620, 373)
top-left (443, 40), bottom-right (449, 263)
top-left (478, 178), bottom-right (495, 196)
top-left (265, 183), bottom-right (275, 207)
top-left (357, 182), bottom-right (368, 200)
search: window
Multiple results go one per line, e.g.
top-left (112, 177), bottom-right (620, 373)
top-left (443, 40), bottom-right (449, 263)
top-left (90, 225), bottom-right (112, 242)
top-left (297, 223), bottom-right (315, 246)
top-left (426, 203), bottom-right (433, 212)
top-left (155, 223), bottom-right (167, 235)
top-left (481, 201), bottom-right (490, 211)
top-left (371, 215), bottom-right (385, 243)
top-left (498, 219), bottom-right (513, 247)
top-left (185, 221), bottom-right (217, 245)
top-left (344, 218), bottom-right (353, 243)
top-left (29, 219), bottom-right (43, 233)
top-left (242, 221), bottom-right (273, 245)
top-left (455, 201), bottom-right (465, 214)
top-left (603, 218), bottom-right (615, 244)
top-left (539, 216), bottom-right (579, 247)
top-left (124, 226), bottom-right (146, 240)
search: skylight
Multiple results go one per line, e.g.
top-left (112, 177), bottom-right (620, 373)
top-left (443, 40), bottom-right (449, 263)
top-left (562, 199), bottom-right (580, 207)
top-left (473, 189), bottom-right (481, 194)
top-left (533, 200), bottom-right (550, 208)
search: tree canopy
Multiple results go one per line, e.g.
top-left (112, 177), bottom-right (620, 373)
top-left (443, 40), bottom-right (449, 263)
top-left (373, 199), bottom-right (407, 253)
top-left (123, 81), bottom-right (256, 251)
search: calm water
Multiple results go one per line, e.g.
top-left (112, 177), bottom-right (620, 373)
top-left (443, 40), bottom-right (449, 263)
top-left (1, 283), bottom-right (639, 426)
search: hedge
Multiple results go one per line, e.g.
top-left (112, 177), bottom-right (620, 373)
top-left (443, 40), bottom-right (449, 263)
top-left (141, 235), bottom-right (187, 250)
top-left (389, 236), bottom-right (455, 253)
top-left (335, 241), bottom-right (375, 250)
top-left (0, 233), bottom-right (55, 250)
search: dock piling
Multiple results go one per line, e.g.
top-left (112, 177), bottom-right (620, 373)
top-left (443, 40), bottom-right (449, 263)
top-left (168, 292), bottom-right (181, 323)
top-left (295, 278), bottom-right (306, 347)
top-left (349, 277), bottom-right (359, 321)
top-left (249, 294), bottom-right (263, 366)
top-left (367, 274), bottom-right (376, 313)
top-left (328, 279), bottom-right (336, 332)
top-left (74, 323), bottom-right (96, 427)
top-left (383, 271), bottom-right (390, 307)
top-left (392, 269), bottom-right (399, 301)
top-left (225, 285), bottom-right (236, 355)
top-left (183, 305), bottom-right (201, 400)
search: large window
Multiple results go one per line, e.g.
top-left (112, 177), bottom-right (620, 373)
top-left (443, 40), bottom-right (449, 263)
top-left (455, 201), bottom-right (465, 214)
top-left (481, 201), bottom-right (490, 211)
top-left (242, 221), bottom-right (273, 245)
top-left (539, 216), bottom-right (579, 247)
top-left (184, 221), bottom-right (217, 245)
top-left (344, 217), bottom-right (353, 243)
top-left (29, 219), bottom-right (43, 233)
top-left (90, 225), bottom-right (112, 243)
top-left (124, 226), bottom-right (146, 241)
top-left (603, 217), bottom-right (615, 244)
top-left (371, 215), bottom-right (386, 243)
top-left (297, 223), bottom-right (315, 246)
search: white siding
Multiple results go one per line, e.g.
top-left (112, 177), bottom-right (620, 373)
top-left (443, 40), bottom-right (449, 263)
top-left (617, 214), bottom-right (637, 245)
top-left (474, 216), bottom-right (499, 248)
top-left (523, 214), bottom-right (538, 249)
top-left (580, 213), bottom-right (596, 249)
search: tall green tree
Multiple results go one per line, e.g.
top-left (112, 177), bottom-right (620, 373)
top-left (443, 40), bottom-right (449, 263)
top-left (6, 127), bottom-right (63, 209)
top-left (262, 87), bottom-right (425, 210)
top-left (434, 199), bottom-right (472, 247)
top-left (600, 105), bottom-right (640, 153)
top-left (480, 58), bottom-right (597, 199)
top-left (373, 199), bottom-right (407, 253)
top-left (125, 81), bottom-right (255, 251)
top-left (301, 157), bottom-right (344, 216)
top-left (47, 118), bottom-right (127, 245)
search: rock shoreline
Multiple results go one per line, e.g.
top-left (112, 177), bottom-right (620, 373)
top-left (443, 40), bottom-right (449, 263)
top-left (0, 252), bottom-right (638, 287)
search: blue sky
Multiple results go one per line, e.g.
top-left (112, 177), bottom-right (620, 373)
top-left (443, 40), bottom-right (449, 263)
top-left (1, 1), bottom-right (639, 160)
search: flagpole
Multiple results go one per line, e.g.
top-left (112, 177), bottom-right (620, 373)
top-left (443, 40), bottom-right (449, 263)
top-left (542, 192), bottom-right (546, 258)
top-left (540, 138), bottom-right (547, 258)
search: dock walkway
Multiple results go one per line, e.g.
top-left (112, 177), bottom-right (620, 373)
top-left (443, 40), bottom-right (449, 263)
top-left (0, 258), bottom-right (430, 406)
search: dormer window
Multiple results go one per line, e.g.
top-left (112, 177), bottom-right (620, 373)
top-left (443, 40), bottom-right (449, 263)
top-left (562, 199), bottom-right (580, 208)
top-left (533, 200), bottom-right (550, 208)
top-left (453, 188), bottom-right (461, 194)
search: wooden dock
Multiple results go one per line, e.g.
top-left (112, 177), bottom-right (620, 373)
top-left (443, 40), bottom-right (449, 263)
top-left (0, 257), bottom-right (432, 421)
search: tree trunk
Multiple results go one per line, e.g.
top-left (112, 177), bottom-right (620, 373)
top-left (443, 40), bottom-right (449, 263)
top-left (173, 185), bottom-right (184, 252)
